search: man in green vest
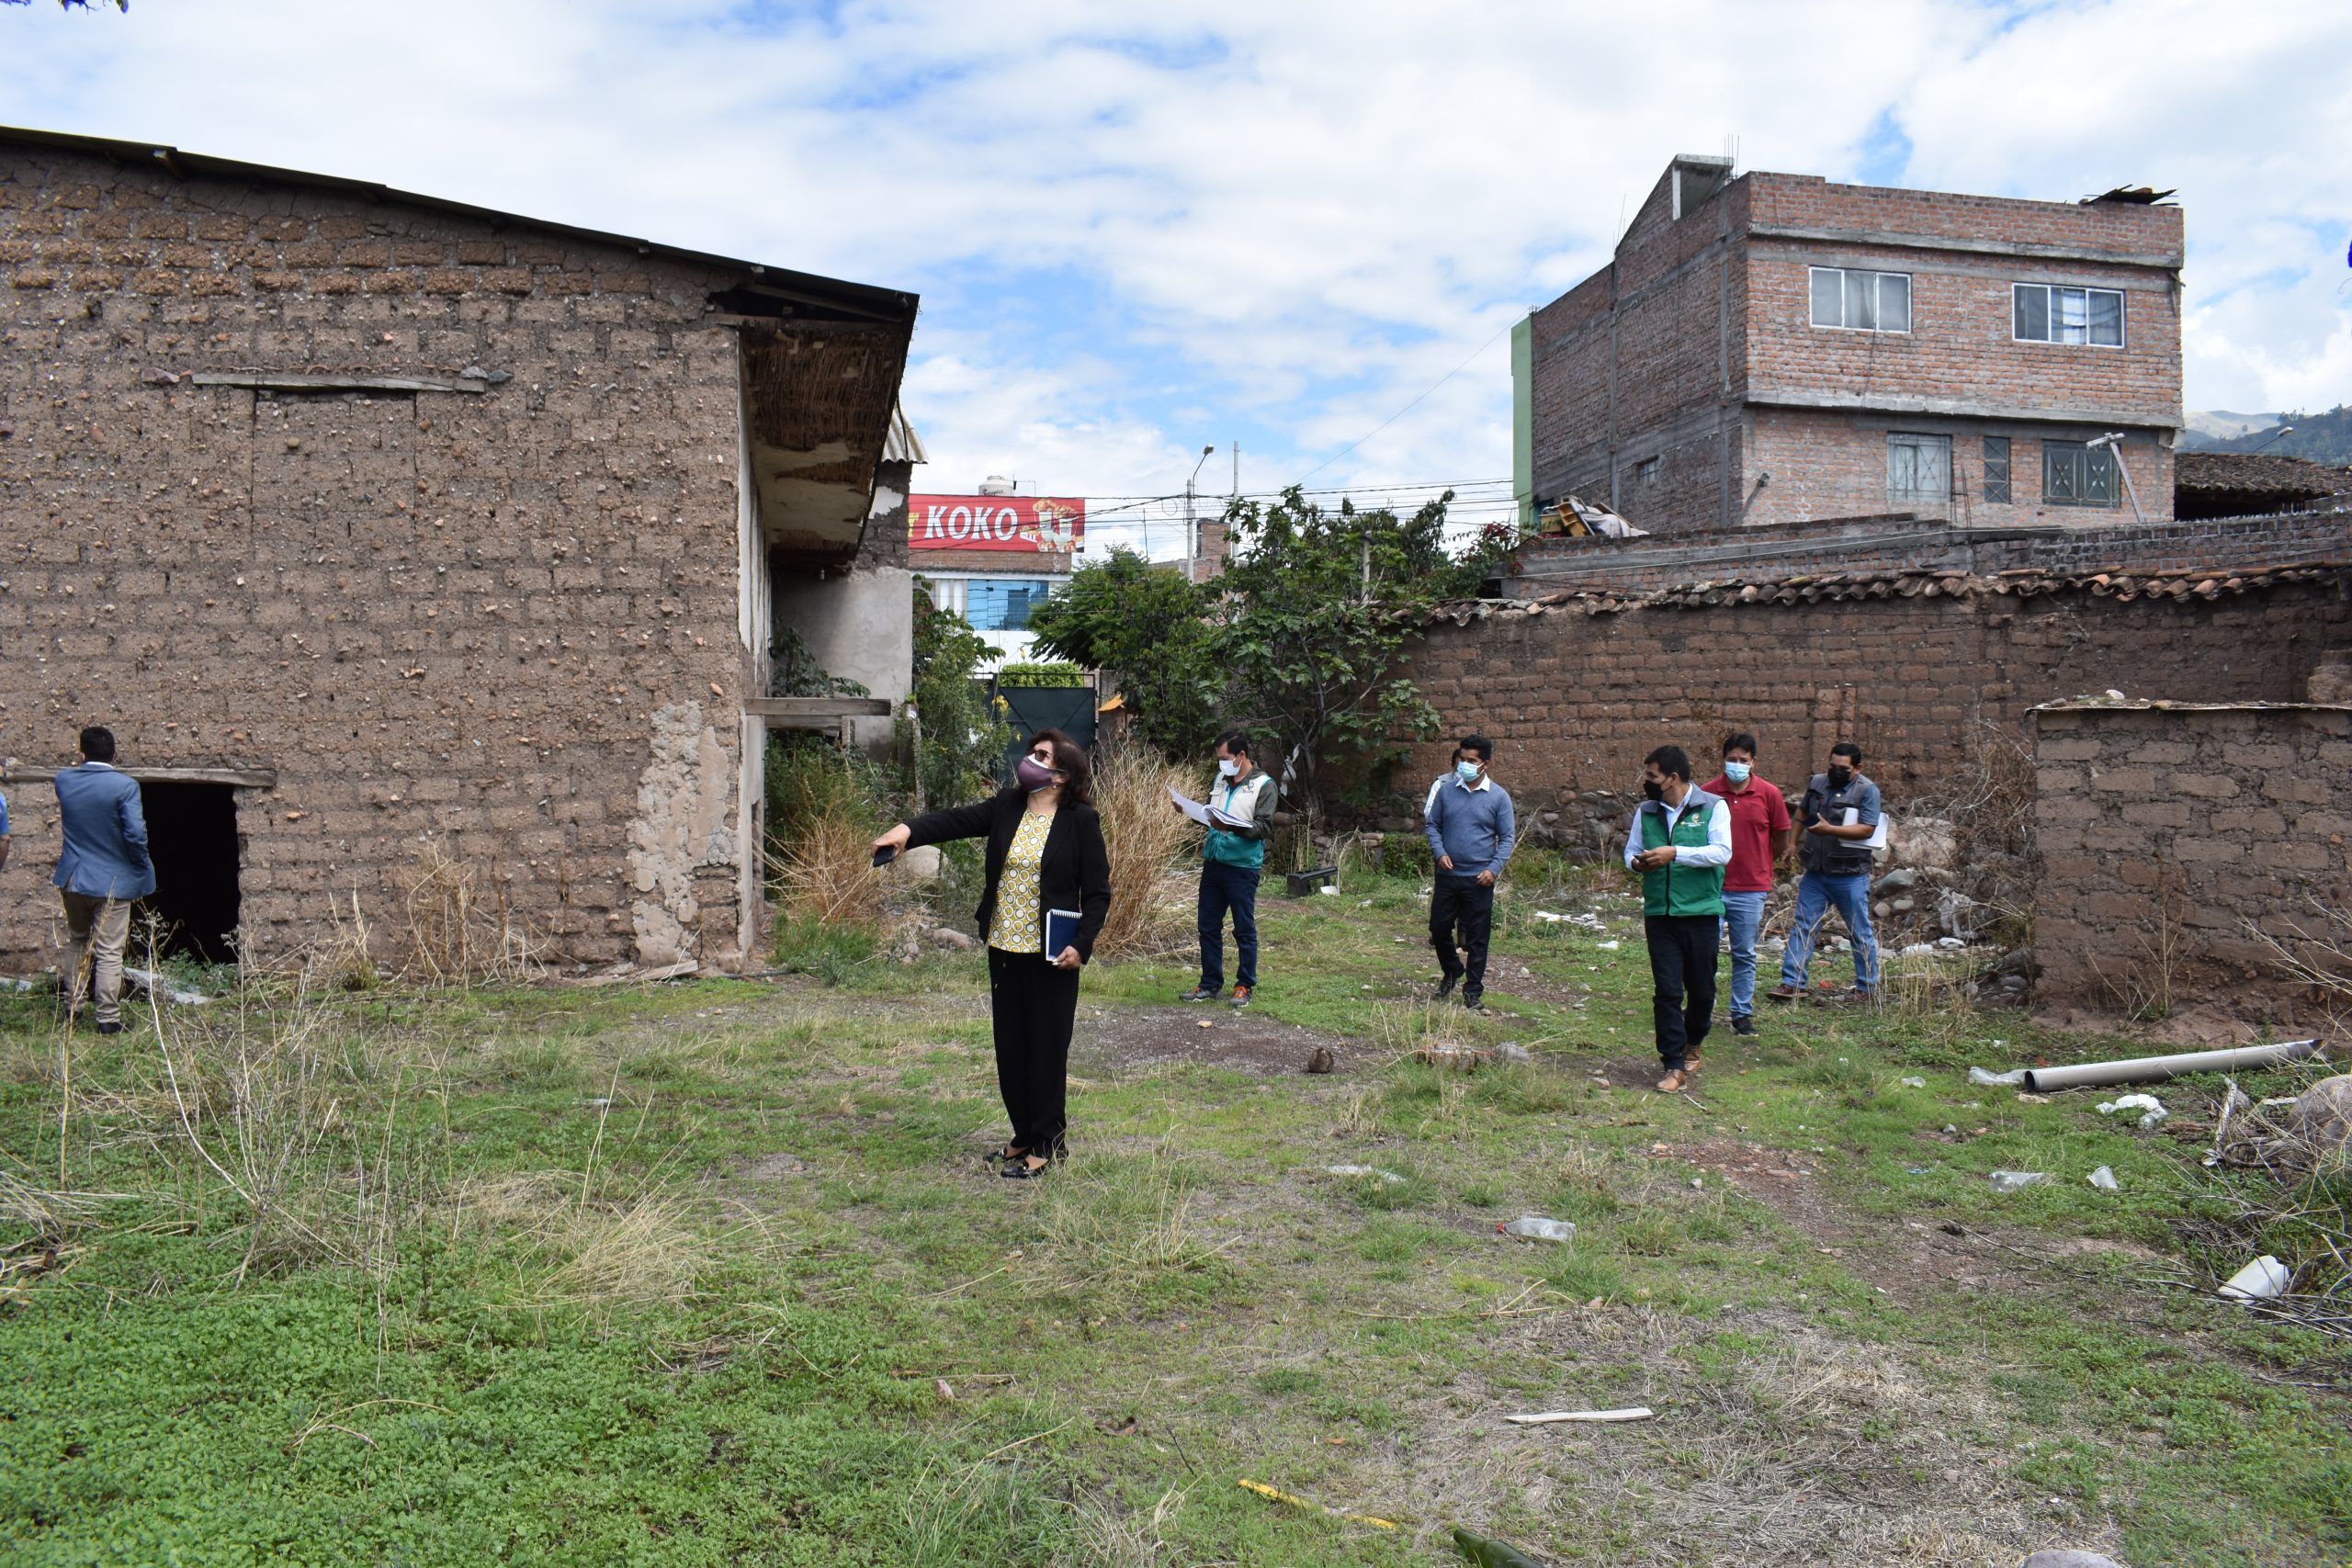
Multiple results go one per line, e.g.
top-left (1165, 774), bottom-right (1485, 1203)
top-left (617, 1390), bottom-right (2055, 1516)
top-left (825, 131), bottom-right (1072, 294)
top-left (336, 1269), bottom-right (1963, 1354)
top-left (1623, 745), bottom-right (1732, 1094)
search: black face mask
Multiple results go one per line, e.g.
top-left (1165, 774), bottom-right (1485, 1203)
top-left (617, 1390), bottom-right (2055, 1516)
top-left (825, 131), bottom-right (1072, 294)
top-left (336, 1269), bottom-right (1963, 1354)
top-left (1642, 779), bottom-right (1664, 803)
top-left (1826, 766), bottom-right (1853, 789)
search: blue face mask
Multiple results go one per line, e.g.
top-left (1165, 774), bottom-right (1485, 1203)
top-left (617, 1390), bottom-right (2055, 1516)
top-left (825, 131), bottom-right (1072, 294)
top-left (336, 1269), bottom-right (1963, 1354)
top-left (1723, 761), bottom-right (1751, 784)
top-left (1456, 761), bottom-right (1481, 784)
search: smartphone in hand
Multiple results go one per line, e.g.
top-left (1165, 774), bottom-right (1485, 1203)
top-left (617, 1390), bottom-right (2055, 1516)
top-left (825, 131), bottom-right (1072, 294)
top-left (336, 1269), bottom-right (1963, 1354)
top-left (871, 846), bottom-right (898, 868)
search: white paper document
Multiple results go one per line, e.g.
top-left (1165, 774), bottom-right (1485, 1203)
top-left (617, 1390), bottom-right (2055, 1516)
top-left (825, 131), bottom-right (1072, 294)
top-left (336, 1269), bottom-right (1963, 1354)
top-left (1168, 785), bottom-right (1250, 829)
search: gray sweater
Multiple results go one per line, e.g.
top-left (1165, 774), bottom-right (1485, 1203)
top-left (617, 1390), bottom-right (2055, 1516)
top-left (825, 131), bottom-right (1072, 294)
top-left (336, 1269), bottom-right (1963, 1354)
top-left (1423, 776), bottom-right (1516, 879)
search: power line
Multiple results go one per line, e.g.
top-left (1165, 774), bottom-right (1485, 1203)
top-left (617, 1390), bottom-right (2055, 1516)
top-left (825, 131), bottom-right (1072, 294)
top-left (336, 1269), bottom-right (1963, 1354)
top-left (1289, 317), bottom-right (1522, 486)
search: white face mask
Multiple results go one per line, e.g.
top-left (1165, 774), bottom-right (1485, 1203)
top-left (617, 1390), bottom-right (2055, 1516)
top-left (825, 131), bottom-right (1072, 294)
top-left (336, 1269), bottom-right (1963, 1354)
top-left (1456, 760), bottom-right (1481, 784)
top-left (1216, 758), bottom-right (1238, 777)
top-left (1723, 761), bottom-right (1751, 784)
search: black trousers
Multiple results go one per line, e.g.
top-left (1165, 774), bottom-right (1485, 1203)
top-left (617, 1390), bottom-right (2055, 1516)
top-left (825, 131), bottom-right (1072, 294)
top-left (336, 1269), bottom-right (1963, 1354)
top-left (987, 946), bottom-right (1081, 1155)
top-left (1644, 914), bottom-right (1719, 1070)
top-left (1429, 875), bottom-right (1496, 998)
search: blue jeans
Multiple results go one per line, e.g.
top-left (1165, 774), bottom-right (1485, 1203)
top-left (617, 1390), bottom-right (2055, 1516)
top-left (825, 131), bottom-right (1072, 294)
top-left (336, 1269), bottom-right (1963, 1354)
top-left (1721, 890), bottom-right (1767, 1019)
top-left (1197, 861), bottom-right (1261, 991)
top-left (1779, 872), bottom-right (1879, 992)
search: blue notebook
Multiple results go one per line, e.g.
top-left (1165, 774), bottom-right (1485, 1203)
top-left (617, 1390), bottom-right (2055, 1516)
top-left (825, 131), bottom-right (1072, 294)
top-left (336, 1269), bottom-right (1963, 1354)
top-left (1045, 908), bottom-right (1082, 960)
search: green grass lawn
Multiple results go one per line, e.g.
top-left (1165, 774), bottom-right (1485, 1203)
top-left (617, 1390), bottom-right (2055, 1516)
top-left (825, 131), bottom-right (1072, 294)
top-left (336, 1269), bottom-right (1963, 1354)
top-left (1, 863), bottom-right (2346, 1566)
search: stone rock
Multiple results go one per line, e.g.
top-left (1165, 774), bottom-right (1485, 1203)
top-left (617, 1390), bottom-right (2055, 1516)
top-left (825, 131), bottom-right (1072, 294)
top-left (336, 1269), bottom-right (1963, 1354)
top-left (926, 924), bottom-right (976, 951)
top-left (2020, 1552), bottom-right (2128, 1568)
top-left (885, 844), bottom-right (944, 883)
top-left (1874, 867), bottom-right (1919, 893)
top-left (2289, 1074), bottom-right (2352, 1158)
top-left (1891, 897), bottom-right (1916, 914)
top-left (1304, 1045), bottom-right (1337, 1075)
top-left (1891, 816), bottom-right (1958, 872)
top-left (1374, 815), bottom-right (1414, 834)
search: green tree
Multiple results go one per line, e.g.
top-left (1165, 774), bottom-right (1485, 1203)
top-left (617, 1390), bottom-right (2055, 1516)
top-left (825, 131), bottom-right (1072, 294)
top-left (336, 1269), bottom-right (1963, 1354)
top-left (1212, 486), bottom-right (1499, 808)
top-left (903, 579), bottom-right (1009, 808)
top-left (1025, 547), bottom-right (1222, 758)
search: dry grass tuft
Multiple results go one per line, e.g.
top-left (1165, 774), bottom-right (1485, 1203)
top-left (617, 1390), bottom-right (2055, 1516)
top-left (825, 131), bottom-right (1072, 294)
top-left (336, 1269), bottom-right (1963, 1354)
top-left (1060, 1484), bottom-right (1187, 1568)
top-left (1035, 1139), bottom-right (1230, 1297)
top-left (530, 1191), bottom-right (708, 1314)
top-left (397, 837), bottom-right (537, 985)
top-left (1089, 748), bottom-right (1198, 960)
top-left (771, 805), bottom-right (888, 932)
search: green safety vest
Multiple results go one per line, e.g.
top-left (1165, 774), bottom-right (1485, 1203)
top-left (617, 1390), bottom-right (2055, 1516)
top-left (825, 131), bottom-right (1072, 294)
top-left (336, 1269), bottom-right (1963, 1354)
top-left (1636, 792), bottom-right (1726, 918)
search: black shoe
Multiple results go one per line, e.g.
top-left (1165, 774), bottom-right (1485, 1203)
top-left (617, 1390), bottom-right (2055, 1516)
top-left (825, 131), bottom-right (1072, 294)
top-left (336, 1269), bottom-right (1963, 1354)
top-left (1001, 1154), bottom-right (1052, 1179)
top-left (1731, 1014), bottom-right (1757, 1037)
top-left (96, 1021), bottom-right (124, 1036)
top-left (1461, 992), bottom-right (1487, 1014)
top-left (1179, 986), bottom-right (1221, 1002)
top-left (1434, 975), bottom-right (1458, 1002)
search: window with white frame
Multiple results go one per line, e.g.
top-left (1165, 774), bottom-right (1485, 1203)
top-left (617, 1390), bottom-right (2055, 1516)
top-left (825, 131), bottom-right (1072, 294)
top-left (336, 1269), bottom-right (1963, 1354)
top-left (1809, 267), bottom-right (1911, 333)
top-left (2013, 284), bottom-right (2123, 346)
top-left (1887, 434), bottom-right (1951, 502)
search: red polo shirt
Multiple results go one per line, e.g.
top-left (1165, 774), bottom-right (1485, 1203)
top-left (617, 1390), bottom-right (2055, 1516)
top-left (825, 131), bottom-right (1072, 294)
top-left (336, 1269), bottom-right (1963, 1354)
top-left (1702, 773), bottom-right (1791, 893)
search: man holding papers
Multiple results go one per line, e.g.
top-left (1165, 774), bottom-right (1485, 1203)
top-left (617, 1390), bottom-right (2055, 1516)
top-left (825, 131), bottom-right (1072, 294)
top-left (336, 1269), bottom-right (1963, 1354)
top-left (1175, 729), bottom-right (1279, 1008)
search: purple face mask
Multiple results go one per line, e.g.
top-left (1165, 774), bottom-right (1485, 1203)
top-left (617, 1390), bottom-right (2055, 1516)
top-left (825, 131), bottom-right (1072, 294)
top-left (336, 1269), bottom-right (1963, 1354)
top-left (1015, 754), bottom-right (1057, 792)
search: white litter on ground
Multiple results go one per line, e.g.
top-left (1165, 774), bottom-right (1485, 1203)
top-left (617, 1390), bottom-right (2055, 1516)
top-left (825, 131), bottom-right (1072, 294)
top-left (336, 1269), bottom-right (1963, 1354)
top-left (1969, 1066), bottom-right (2028, 1087)
top-left (2096, 1093), bottom-right (2168, 1129)
top-left (1327, 1165), bottom-right (1405, 1184)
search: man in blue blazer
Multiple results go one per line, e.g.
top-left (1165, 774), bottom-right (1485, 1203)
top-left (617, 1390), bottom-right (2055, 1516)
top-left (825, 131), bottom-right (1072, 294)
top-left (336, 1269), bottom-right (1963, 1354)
top-left (54, 727), bottom-right (154, 1033)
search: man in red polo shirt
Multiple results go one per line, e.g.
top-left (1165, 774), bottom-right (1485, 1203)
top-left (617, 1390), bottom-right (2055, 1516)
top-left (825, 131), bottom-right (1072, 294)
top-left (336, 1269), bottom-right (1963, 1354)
top-left (1702, 732), bottom-right (1792, 1036)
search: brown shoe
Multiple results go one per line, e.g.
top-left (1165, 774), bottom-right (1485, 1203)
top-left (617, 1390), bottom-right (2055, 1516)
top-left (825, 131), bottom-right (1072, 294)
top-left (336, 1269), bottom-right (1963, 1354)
top-left (1764, 986), bottom-right (1800, 1003)
top-left (1683, 1047), bottom-right (1702, 1074)
top-left (1656, 1068), bottom-right (1691, 1094)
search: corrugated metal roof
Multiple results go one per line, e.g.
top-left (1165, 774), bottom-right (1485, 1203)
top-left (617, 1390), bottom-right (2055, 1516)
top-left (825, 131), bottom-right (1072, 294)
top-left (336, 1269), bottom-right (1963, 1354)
top-left (884, 402), bottom-right (928, 464)
top-left (0, 122), bottom-right (918, 323)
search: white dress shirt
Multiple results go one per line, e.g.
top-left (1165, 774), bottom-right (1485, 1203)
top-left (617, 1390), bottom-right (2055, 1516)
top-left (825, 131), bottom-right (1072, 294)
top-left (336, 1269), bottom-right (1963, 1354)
top-left (1623, 792), bottom-right (1734, 870)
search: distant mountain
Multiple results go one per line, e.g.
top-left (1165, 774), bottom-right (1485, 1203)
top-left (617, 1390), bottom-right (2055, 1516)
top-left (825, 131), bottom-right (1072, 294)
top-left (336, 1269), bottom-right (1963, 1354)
top-left (2180, 409), bottom-right (2284, 450)
top-left (2196, 405), bottom-right (2352, 466)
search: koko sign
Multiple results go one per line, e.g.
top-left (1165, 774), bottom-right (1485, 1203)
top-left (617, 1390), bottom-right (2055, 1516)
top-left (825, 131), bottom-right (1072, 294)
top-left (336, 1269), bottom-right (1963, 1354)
top-left (909, 494), bottom-right (1086, 552)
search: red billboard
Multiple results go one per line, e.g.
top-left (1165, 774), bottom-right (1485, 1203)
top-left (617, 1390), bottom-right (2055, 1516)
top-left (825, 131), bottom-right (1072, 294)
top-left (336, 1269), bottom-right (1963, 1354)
top-left (909, 494), bottom-right (1085, 553)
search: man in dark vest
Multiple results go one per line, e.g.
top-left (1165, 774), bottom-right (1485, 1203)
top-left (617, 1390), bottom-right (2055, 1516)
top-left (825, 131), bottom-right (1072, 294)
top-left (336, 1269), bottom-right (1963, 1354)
top-left (1768, 740), bottom-right (1883, 1002)
top-left (1623, 744), bottom-right (1731, 1094)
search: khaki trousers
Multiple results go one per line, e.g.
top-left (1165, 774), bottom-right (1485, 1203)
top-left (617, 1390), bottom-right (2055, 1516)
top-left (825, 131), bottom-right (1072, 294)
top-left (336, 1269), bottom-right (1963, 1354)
top-left (61, 892), bottom-right (132, 1027)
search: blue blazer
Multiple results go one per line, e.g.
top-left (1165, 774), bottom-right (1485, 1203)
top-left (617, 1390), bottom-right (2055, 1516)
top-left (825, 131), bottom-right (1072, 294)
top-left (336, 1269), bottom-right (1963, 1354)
top-left (53, 763), bottom-right (156, 900)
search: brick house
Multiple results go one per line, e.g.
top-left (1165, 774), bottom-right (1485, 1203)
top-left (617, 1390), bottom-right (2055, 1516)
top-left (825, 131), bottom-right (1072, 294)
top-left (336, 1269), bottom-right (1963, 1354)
top-left (0, 126), bottom-right (920, 973)
top-left (1511, 154), bottom-right (2184, 536)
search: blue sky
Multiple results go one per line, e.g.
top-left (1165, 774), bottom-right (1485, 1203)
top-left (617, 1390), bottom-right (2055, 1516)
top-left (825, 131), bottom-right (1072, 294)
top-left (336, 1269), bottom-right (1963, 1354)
top-left (4, 0), bottom-right (2346, 557)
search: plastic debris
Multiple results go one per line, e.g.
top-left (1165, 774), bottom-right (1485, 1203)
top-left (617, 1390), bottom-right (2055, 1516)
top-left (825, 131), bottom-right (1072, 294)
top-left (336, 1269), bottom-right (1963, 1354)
top-left (124, 966), bottom-right (210, 1006)
top-left (1237, 1478), bottom-right (1398, 1531)
top-left (2086, 1166), bottom-right (2119, 1191)
top-left (1899, 1077), bottom-right (1928, 1089)
top-left (1453, 1527), bottom-right (1546, 1567)
top-left (1969, 1066), bottom-right (2027, 1087)
top-left (1502, 1405), bottom-right (1652, 1426)
top-left (2096, 1092), bottom-right (2168, 1129)
top-left (1327, 1164), bottom-right (1405, 1184)
top-left (1595, 941), bottom-right (1620, 951)
top-left (2218, 1255), bottom-right (2290, 1302)
top-left (1988, 1170), bottom-right (2050, 1192)
top-left (1499, 1215), bottom-right (1575, 1243)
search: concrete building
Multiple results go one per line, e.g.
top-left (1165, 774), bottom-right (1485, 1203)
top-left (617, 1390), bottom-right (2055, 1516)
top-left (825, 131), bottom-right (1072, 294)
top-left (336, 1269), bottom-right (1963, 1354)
top-left (1511, 154), bottom-right (2185, 536)
top-left (0, 126), bottom-right (919, 972)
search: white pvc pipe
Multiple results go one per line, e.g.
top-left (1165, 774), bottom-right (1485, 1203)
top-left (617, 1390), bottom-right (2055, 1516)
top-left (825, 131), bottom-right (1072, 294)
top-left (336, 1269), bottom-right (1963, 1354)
top-left (1504, 1407), bottom-right (1654, 1426)
top-left (2023, 1039), bottom-right (2324, 1094)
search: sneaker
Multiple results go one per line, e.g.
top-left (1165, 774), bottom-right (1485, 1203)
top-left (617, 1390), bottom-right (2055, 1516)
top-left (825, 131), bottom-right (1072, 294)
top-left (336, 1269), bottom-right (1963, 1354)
top-left (1433, 975), bottom-right (1457, 1002)
top-left (1178, 986), bottom-right (1221, 1002)
top-left (1764, 985), bottom-right (1800, 1004)
top-left (1656, 1068), bottom-right (1690, 1094)
top-left (1227, 986), bottom-right (1252, 1010)
top-left (1731, 1014), bottom-right (1757, 1037)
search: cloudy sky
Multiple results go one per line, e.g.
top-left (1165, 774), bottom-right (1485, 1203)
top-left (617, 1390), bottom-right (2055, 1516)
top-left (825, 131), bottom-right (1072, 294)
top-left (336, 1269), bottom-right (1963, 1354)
top-left (4, 0), bottom-right (2346, 554)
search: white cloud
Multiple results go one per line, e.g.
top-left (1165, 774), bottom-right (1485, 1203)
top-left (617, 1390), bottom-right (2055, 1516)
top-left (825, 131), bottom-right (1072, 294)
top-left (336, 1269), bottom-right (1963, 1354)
top-left (2, 0), bottom-right (2343, 522)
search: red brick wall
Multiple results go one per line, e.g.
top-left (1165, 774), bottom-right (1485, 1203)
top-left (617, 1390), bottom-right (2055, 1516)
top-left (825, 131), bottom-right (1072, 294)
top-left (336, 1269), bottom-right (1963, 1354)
top-left (1392, 583), bottom-right (2349, 851)
top-left (2030, 703), bottom-right (2352, 1023)
top-left (0, 144), bottom-right (760, 970)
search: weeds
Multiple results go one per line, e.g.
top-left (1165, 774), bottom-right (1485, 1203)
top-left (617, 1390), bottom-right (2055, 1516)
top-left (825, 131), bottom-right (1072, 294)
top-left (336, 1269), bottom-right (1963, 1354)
top-left (1090, 747), bottom-right (1197, 960)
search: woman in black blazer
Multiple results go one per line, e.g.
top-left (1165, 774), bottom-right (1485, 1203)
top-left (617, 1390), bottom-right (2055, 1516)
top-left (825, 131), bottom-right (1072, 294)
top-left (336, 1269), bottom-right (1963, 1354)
top-left (872, 728), bottom-right (1112, 1178)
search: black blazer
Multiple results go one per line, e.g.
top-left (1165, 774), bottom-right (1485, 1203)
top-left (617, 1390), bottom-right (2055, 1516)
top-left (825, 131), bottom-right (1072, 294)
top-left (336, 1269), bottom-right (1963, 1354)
top-left (905, 788), bottom-right (1114, 962)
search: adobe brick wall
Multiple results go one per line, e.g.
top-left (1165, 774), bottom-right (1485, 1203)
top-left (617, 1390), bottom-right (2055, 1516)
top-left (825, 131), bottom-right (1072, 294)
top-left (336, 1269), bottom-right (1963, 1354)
top-left (2030, 703), bottom-right (2352, 1024)
top-left (0, 143), bottom-right (761, 971)
top-left (1508, 506), bottom-right (2340, 600)
top-left (1390, 581), bottom-right (2349, 852)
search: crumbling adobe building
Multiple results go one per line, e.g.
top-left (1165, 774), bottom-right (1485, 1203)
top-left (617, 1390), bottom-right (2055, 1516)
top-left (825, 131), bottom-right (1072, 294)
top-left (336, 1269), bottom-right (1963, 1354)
top-left (0, 126), bottom-right (920, 972)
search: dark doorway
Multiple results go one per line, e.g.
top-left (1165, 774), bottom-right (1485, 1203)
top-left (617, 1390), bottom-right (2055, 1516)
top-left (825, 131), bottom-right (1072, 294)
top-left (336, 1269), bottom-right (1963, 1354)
top-left (137, 782), bottom-right (242, 963)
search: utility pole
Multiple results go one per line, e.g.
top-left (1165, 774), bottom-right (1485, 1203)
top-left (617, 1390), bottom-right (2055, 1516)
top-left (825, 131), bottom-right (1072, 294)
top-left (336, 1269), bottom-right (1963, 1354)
top-left (1184, 445), bottom-right (1214, 582)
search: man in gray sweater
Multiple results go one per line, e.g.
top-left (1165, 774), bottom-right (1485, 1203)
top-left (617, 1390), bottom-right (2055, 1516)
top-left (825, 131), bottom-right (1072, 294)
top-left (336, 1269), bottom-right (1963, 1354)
top-left (1422, 734), bottom-right (1515, 1012)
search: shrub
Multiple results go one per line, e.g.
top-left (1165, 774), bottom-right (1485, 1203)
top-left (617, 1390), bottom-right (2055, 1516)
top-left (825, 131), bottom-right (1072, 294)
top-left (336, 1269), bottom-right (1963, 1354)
top-left (766, 737), bottom-right (887, 936)
top-left (993, 660), bottom-right (1084, 688)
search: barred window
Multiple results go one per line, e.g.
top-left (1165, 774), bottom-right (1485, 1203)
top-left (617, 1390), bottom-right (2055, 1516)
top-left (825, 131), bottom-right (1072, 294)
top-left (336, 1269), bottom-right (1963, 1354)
top-left (1888, 434), bottom-right (1951, 502)
top-left (2043, 441), bottom-right (2119, 507)
top-left (1983, 436), bottom-right (2012, 504)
